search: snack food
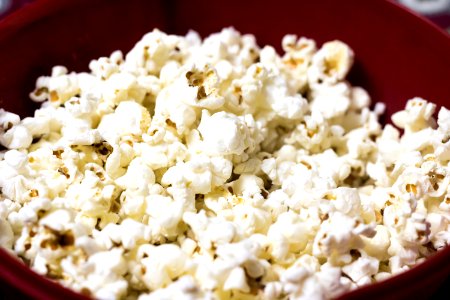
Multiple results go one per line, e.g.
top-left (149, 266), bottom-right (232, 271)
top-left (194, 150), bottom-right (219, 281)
top-left (0, 28), bottom-right (449, 300)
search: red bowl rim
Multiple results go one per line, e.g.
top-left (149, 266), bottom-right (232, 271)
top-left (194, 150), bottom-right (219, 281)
top-left (0, 0), bottom-right (449, 299)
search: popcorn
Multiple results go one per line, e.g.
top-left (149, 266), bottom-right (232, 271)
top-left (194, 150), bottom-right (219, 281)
top-left (9, 197), bottom-right (51, 226)
top-left (183, 210), bottom-right (236, 250)
top-left (3, 150), bottom-right (28, 170)
top-left (281, 35), bottom-right (316, 92)
top-left (0, 109), bottom-right (20, 132)
top-left (100, 218), bottom-right (152, 250)
top-left (182, 65), bottom-right (225, 110)
top-left (97, 101), bottom-right (151, 145)
top-left (331, 187), bottom-right (363, 217)
top-left (124, 29), bottom-right (181, 75)
top-left (89, 50), bottom-right (123, 80)
top-left (268, 211), bottom-right (310, 261)
top-left (392, 98), bottom-right (436, 132)
top-left (310, 82), bottom-right (351, 119)
top-left (140, 244), bottom-right (188, 290)
top-left (84, 248), bottom-right (129, 299)
top-left (30, 66), bottom-right (81, 105)
top-left (0, 217), bottom-right (14, 249)
top-left (0, 124), bottom-right (33, 149)
top-left (438, 107), bottom-right (450, 132)
top-left (223, 267), bottom-right (250, 292)
top-left (341, 256), bottom-right (379, 283)
top-left (350, 87), bottom-right (371, 110)
top-left (316, 266), bottom-right (353, 299)
top-left (116, 157), bottom-right (156, 193)
top-left (198, 110), bottom-right (250, 156)
top-left (308, 40), bottom-right (354, 85)
top-left (139, 276), bottom-right (205, 300)
top-left (154, 87), bottom-right (198, 135)
top-left (313, 212), bottom-right (375, 260)
top-left (0, 28), bottom-right (449, 300)
top-left (145, 193), bottom-right (185, 237)
top-left (162, 154), bottom-right (232, 194)
top-left (39, 209), bottom-right (74, 232)
top-left (361, 225), bottom-right (391, 261)
top-left (65, 169), bottom-right (120, 218)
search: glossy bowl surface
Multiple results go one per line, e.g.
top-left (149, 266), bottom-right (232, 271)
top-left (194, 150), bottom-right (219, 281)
top-left (0, 0), bottom-right (449, 299)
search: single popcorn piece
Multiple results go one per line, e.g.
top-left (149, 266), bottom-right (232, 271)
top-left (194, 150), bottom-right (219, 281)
top-left (0, 124), bottom-right (33, 149)
top-left (308, 40), bottom-right (354, 85)
top-left (97, 101), bottom-right (151, 144)
top-left (0, 217), bottom-right (14, 249)
top-left (39, 209), bottom-right (74, 232)
top-left (197, 110), bottom-right (250, 156)
top-left (310, 82), bottom-right (351, 119)
top-left (391, 97), bottom-right (436, 133)
top-left (140, 244), bottom-right (188, 290)
top-left (0, 27), bottom-right (449, 300)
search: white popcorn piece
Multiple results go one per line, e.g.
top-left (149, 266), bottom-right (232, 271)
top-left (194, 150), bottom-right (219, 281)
top-left (82, 248), bottom-right (129, 299)
top-left (319, 266), bottom-right (353, 299)
top-left (198, 110), bottom-right (250, 156)
top-left (308, 40), bottom-right (354, 85)
top-left (342, 256), bottom-right (379, 283)
top-left (223, 267), bottom-right (250, 292)
top-left (181, 65), bottom-right (225, 110)
top-left (0, 125), bottom-right (33, 149)
top-left (392, 98), bottom-right (436, 132)
top-left (0, 109), bottom-right (21, 132)
top-left (39, 209), bottom-right (74, 232)
top-left (313, 212), bottom-right (375, 258)
top-left (116, 157), bottom-right (156, 192)
top-left (29, 67), bottom-right (81, 105)
top-left (268, 211), bottom-right (310, 262)
top-left (437, 107), bottom-right (450, 132)
top-left (162, 154), bottom-right (232, 195)
top-left (140, 244), bottom-right (188, 290)
top-left (350, 87), bottom-right (371, 110)
top-left (97, 101), bottom-right (151, 145)
top-left (100, 218), bottom-right (151, 250)
top-left (89, 50), bottom-right (123, 80)
top-left (3, 150), bottom-right (28, 170)
top-left (310, 82), bottom-right (351, 119)
top-left (331, 187), bottom-right (362, 217)
top-left (184, 210), bottom-right (236, 250)
top-left (145, 193), bottom-right (184, 237)
top-left (0, 217), bottom-right (14, 249)
top-left (361, 225), bottom-right (391, 261)
top-left (264, 281), bottom-right (284, 299)
top-left (139, 275), bottom-right (204, 300)
top-left (124, 29), bottom-right (181, 75)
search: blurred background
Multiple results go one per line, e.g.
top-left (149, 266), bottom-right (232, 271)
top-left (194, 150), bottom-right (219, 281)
top-left (399, 0), bottom-right (450, 31)
top-left (1, 0), bottom-right (450, 33)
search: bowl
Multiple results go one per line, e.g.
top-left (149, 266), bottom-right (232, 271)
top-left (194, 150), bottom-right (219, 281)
top-left (0, 0), bottom-right (449, 299)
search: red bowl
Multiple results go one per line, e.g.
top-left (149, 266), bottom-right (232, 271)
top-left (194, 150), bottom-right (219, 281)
top-left (0, 0), bottom-right (449, 299)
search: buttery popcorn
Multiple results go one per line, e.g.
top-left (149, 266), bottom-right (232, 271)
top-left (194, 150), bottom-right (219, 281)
top-left (1, 28), bottom-right (449, 300)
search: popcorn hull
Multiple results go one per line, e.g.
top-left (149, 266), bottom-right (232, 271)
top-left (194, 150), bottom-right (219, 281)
top-left (0, 0), bottom-right (449, 299)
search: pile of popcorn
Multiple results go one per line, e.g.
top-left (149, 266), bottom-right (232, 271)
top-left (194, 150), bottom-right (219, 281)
top-left (0, 28), bottom-right (449, 300)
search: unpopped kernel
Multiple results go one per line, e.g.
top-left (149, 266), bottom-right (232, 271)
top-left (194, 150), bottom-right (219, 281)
top-left (1, 28), bottom-right (449, 300)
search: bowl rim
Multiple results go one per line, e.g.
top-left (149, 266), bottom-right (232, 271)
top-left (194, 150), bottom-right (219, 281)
top-left (0, 0), bottom-right (449, 299)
